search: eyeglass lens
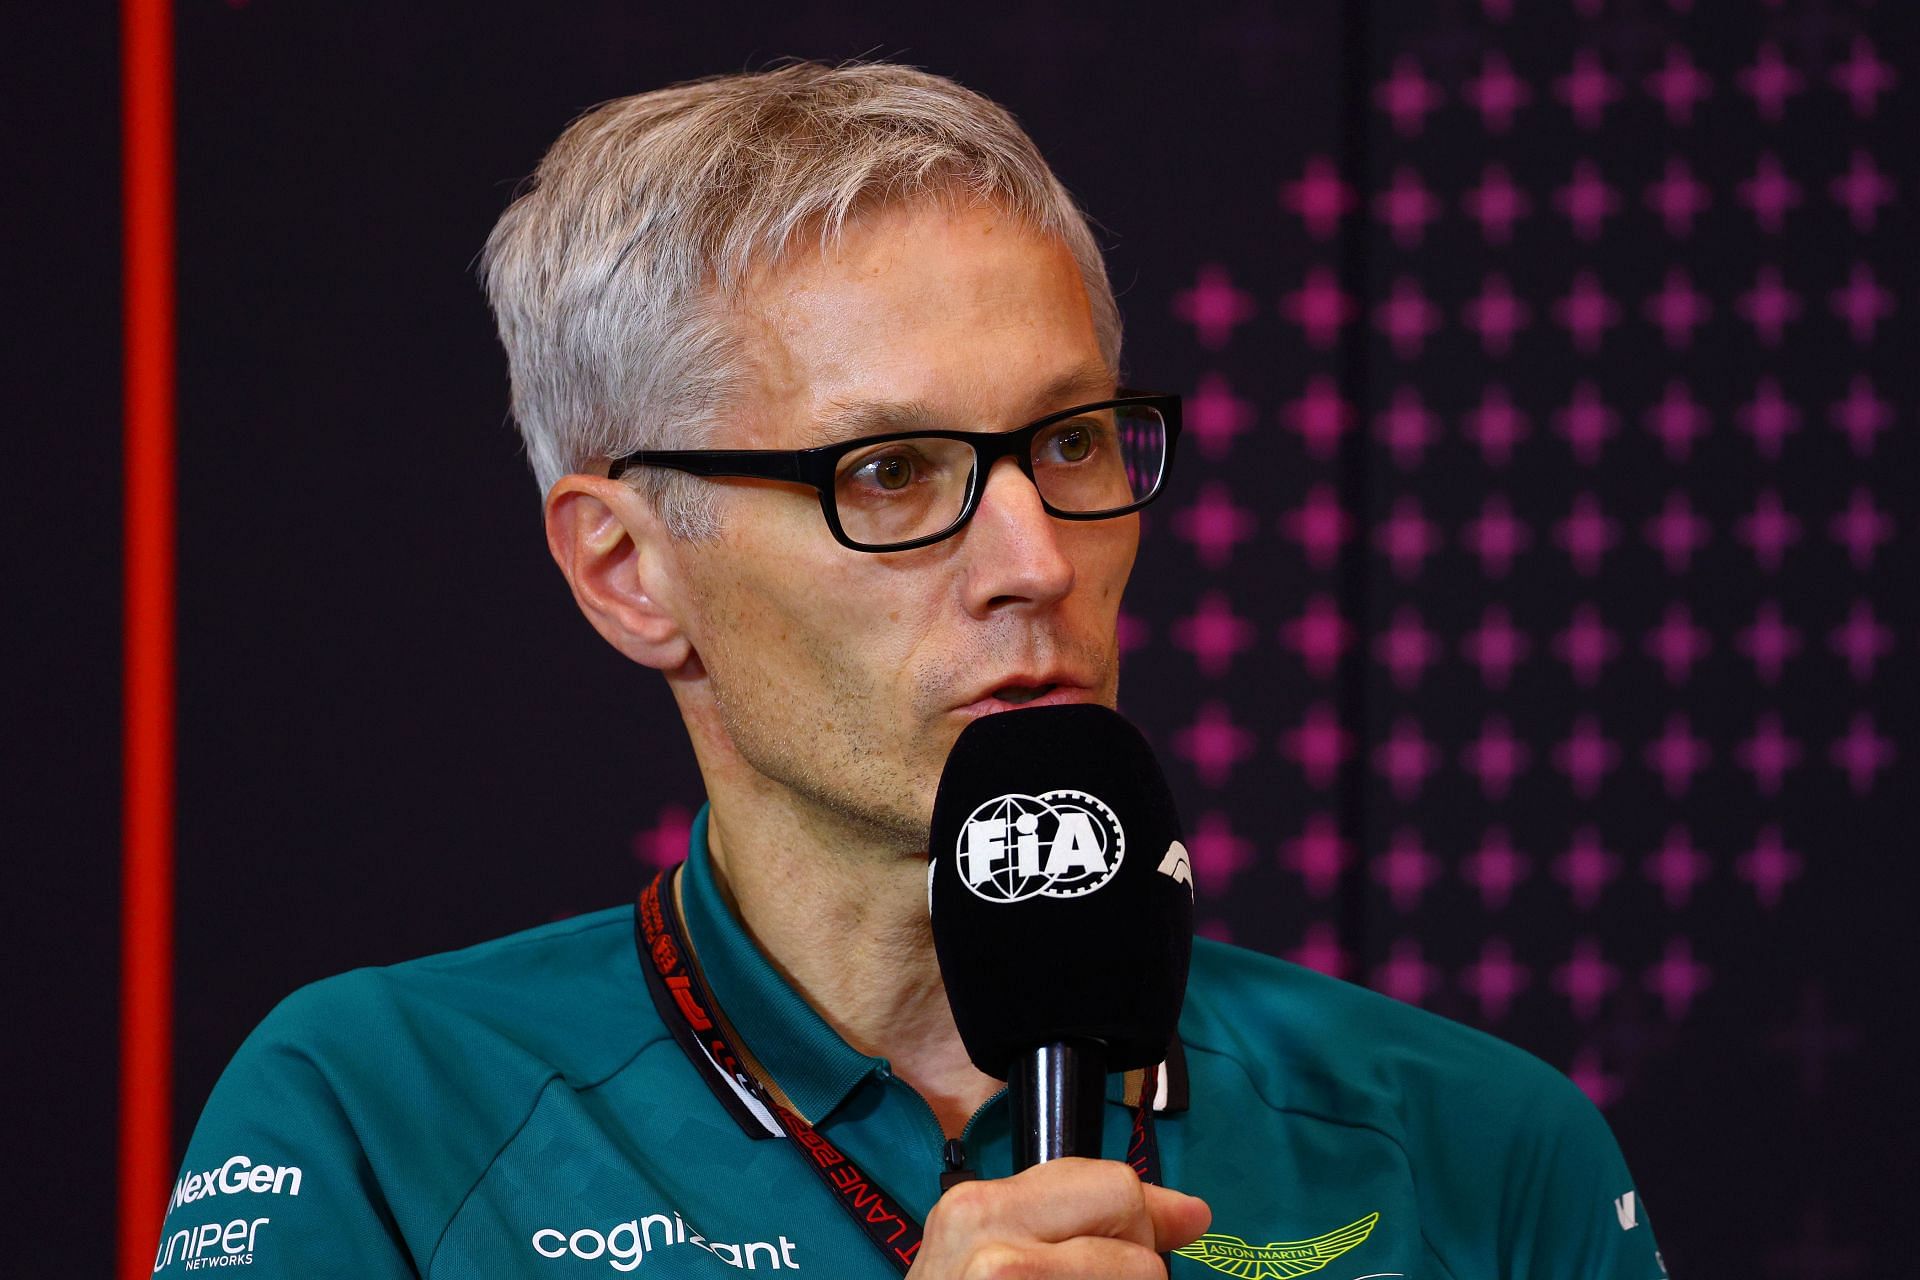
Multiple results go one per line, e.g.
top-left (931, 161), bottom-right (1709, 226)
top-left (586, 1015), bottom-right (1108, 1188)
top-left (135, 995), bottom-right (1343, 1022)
top-left (829, 402), bottom-right (1168, 549)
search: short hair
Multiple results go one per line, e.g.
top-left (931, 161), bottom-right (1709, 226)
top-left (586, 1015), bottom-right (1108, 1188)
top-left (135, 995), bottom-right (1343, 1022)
top-left (478, 60), bottom-right (1123, 536)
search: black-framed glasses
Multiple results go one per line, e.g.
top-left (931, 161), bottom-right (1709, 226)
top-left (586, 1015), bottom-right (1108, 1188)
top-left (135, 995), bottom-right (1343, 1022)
top-left (610, 392), bottom-right (1182, 552)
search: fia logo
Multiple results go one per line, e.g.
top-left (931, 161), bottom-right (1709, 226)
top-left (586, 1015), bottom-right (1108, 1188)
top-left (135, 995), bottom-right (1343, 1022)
top-left (957, 790), bottom-right (1125, 902)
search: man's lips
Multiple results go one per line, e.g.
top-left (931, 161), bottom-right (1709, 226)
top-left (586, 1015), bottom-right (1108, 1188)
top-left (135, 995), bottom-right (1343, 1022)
top-left (952, 679), bottom-right (1099, 718)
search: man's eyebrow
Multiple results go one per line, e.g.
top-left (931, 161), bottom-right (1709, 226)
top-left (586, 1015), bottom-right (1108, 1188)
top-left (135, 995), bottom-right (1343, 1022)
top-left (805, 364), bottom-right (1119, 446)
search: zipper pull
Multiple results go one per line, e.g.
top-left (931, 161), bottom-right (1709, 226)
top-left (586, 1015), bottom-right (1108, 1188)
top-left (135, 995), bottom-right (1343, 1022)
top-left (938, 1137), bottom-right (978, 1191)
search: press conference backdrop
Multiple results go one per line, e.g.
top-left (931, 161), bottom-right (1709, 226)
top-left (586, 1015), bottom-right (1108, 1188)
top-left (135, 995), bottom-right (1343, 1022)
top-left (16, 1), bottom-right (1914, 1274)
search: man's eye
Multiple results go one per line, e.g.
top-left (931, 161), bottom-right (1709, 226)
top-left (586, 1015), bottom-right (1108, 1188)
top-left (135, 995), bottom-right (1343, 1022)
top-left (1041, 422), bottom-right (1099, 463)
top-left (857, 453), bottom-right (916, 490)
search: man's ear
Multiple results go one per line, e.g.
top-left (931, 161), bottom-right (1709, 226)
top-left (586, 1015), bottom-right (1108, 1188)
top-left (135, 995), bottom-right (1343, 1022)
top-left (544, 474), bottom-right (694, 672)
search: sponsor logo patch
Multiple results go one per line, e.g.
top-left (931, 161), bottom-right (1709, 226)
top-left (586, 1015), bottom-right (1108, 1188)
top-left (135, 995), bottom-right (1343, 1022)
top-left (531, 1213), bottom-right (798, 1272)
top-left (1173, 1212), bottom-right (1380, 1279)
top-left (955, 790), bottom-right (1125, 902)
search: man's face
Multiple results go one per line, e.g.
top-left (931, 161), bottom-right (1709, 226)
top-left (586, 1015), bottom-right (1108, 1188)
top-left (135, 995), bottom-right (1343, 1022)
top-left (671, 198), bottom-right (1139, 847)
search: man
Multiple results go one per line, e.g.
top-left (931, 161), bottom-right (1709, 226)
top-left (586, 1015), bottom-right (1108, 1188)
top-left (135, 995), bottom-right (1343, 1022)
top-left (160, 62), bottom-right (1666, 1278)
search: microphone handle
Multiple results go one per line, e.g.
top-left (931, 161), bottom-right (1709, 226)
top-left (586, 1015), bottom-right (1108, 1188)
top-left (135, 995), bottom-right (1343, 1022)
top-left (1009, 1039), bottom-right (1107, 1171)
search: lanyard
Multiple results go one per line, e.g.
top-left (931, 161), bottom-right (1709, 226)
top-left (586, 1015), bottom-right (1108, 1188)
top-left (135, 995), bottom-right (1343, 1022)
top-left (634, 865), bottom-right (1165, 1276)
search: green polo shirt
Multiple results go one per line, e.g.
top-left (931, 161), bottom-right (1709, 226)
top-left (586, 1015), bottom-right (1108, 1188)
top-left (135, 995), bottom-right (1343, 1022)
top-left (159, 807), bottom-right (1665, 1277)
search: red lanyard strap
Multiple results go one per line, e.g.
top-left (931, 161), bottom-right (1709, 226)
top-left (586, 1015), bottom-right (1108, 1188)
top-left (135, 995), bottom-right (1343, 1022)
top-left (634, 865), bottom-right (1165, 1276)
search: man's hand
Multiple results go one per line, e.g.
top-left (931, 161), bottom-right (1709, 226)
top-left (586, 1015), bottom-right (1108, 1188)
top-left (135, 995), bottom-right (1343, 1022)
top-left (911, 1158), bottom-right (1211, 1279)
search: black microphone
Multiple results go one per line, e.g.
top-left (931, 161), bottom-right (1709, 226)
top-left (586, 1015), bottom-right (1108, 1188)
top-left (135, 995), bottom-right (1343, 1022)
top-left (928, 703), bottom-right (1193, 1172)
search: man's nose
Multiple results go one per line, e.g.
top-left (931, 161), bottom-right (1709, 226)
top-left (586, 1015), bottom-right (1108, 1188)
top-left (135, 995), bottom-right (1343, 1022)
top-left (959, 457), bottom-right (1076, 616)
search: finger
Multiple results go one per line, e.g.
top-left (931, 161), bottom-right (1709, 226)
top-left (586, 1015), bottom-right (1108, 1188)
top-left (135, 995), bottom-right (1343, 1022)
top-left (980, 1235), bottom-right (1173, 1280)
top-left (1143, 1183), bottom-right (1212, 1253)
top-left (943, 1159), bottom-right (1156, 1249)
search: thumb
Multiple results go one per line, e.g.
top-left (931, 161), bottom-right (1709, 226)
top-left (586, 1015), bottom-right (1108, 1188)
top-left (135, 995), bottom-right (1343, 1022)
top-left (1143, 1184), bottom-right (1211, 1253)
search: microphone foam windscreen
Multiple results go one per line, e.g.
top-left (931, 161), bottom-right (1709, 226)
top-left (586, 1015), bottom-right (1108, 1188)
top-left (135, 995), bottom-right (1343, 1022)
top-left (929, 704), bottom-right (1193, 1077)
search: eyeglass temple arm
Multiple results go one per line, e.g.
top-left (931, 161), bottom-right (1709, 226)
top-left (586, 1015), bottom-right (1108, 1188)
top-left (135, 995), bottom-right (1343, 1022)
top-left (611, 450), bottom-right (806, 482)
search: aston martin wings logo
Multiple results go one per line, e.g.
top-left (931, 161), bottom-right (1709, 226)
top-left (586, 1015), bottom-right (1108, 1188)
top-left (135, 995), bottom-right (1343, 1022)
top-left (1173, 1212), bottom-right (1380, 1279)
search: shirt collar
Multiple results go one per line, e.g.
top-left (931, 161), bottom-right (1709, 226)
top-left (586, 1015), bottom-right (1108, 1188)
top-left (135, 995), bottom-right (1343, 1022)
top-left (676, 804), bottom-right (880, 1125)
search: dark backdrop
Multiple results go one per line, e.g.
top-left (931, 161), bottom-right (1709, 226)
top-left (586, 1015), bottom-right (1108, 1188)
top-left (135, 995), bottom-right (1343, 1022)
top-left (14, 1), bottom-right (1915, 1274)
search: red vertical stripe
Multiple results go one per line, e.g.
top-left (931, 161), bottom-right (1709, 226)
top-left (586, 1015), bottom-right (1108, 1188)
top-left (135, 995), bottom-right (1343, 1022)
top-left (119, 0), bottom-right (175, 1275)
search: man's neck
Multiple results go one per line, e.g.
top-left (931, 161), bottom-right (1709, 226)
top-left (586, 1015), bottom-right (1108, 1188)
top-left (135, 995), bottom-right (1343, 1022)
top-left (702, 799), bottom-right (1002, 1136)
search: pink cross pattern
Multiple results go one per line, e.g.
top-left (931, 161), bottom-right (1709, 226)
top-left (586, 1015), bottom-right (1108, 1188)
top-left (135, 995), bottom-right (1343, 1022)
top-left (1375, 55), bottom-right (1445, 136)
top-left (1553, 939), bottom-right (1620, 1021)
top-left (1282, 813), bottom-right (1351, 897)
top-left (1555, 48), bottom-right (1622, 131)
top-left (1281, 594), bottom-right (1354, 678)
top-left (1279, 266), bottom-right (1359, 350)
top-left (1281, 156), bottom-right (1358, 240)
top-left (1829, 261), bottom-right (1895, 344)
top-left (1374, 604), bottom-right (1441, 690)
top-left (1286, 921), bottom-right (1350, 979)
top-left (1737, 41), bottom-right (1805, 121)
top-left (1644, 712), bottom-right (1711, 796)
top-left (1554, 160), bottom-right (1622, 241)
top-left (1375, 386), bottom-right (1443, 469)
top-left (1829, 712), bottom-right (1895, 794)
top-left (1735, 489), bottom-right (1802, 572)
top-left (1186, 810), bottom-right (1254, 888)
top-left (1461, 825), bottom-right (1532, 910)
top-left (1374, 827), bottom-right (1442, 912)
top-left (1829, 599), bottom-right (1894, 682)
top-left (1462, 274), bottom-right (1533, 357)
top-left (1461, 604), bottom-right (1531, 690)
top-left (1553, 714), bottom-right (1622, 798)
top-left (1174, 700), bottom-right (1257, 788)
top-left (1735, 267), bottom-right (1802, 348)
top-left (1556, 494), bottom-right (1619, 577)
top-left (1553, 380), bottom-right (1619, 465)
top-left (1172, 590), bottom-right (1256, 678)
top-left (1374, 166), bottom-right (1443, 248)
top-left (1736, 601), bottom-right (1803, 685)
top-left (1280, 702), bottom-right (1354, 790)
top-left (1828, 486), bottom-right (1893, 569)
top-left (1184, 372), bottom-right (1256, 460)
top-left (1375, 276), bottom-right (1444, 360)
top-left (1280, 483), bottom-right (1354, 570)
top-left (1462, 163), bottom-right (1533, 245)
top-left (1553, 270), bottom-right (1623, 353)
top-left (1463, 50), bottom-right (1533, 133)
top-left (1173, 480), bottom-right (1259, 569)
top-left (1118, 611), bottom-right (1151, 655)
top-left (1644, 601), bottom-right (1711, 685)
top-left (1459, 938), bottom-right (1532, 1022)
top-left (1643, 270), bottom-right (1713, 351)
top-left (1643, 490), bottom-right (1711, 573)
top-left (1644, 825), bottom-right (1712, 908)
top-left (633, 804), bottom-right (695, 869)
top-left (1375, 495), bottom-right (1442, 580)
top-left (1479, 0), bottom-right (1513, 19)
top-left (1373, 715), bottom-right (1440, 800)
top-left (1736, 711), bottom-right (1803, 796)
top-left (1281, 374), bottom-right (1357, 459)
top-left (1173, 264), bottom-right (1258, 349)
top-left (1462, 714), bottom-right (1532, 800)
top-left (1829, 36), bottom-right (1896, 118)
top-left (1737, 152), bottom-right (1804, 233)
top-left (1568, 1047), bottom-right (1624, 1109)
top-left (1461, 493), bottom-right (1532, 579)
top-left (1555, 604), bottom-right (1621, 687)
top-left (1829, 374), bottom-right (1893, 457)
top-left (1736, 825), bottom-right (1803, 910)
top-left (1463, 388), bottom-right (1532, 467)
top-left (1372, 938), bottom-right (1440, 1007)
top-left (1644, 157), bottom-right (1712, 237)
top-left (1644, 44), bottom-right (1713, 126)
top-left (1644, 379), bottom-right (1712, 459)
top-left (1643, 937), bottom-right (1712, 1022)
top-left (1555, 827), bottom-right (1622, 911)
top-left (1736, 377), bottom-right (1802, 456)
top-left (1828, 148), bottom-right (1895, 232)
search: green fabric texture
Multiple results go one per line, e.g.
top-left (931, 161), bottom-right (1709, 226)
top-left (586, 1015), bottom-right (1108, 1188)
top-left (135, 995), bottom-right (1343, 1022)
top-left (159, 806), bottom-right (1665, 1278)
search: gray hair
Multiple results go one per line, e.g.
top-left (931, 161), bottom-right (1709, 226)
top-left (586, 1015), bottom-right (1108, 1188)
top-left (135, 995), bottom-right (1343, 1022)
top-left (478, 60), bottom-right (1123, 536)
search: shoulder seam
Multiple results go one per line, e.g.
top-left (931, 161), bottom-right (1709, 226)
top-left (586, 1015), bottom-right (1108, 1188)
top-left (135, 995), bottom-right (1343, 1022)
top-left (421, 1030), bottom-right (674, 1276)
top-left (1178, 1037), bottom-right (1463, 1279)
